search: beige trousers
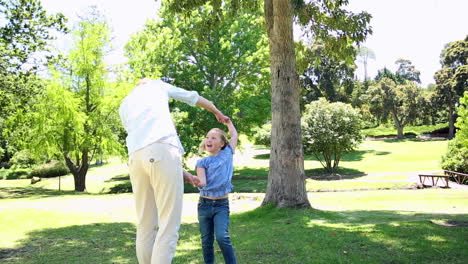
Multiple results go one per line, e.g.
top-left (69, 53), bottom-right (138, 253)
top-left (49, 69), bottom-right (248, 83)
top-left (129, 143), bottom-right (183, 264)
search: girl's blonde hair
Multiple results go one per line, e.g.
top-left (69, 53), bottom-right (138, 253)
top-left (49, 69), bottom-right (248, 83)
top-left (199, 128), bottom-right (229, 152)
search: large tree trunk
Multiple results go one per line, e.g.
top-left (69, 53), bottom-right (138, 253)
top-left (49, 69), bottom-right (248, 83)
top-left (64, 151), bottom-right (89, 192)
top-left (262, 0), bottom-right (310, 208)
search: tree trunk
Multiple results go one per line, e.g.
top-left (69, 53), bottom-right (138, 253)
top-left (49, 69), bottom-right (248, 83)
top-left (448, 106), bottom-right (455, 139)
top-left (392, 112), bottom-right (404, 139)
top-left (262, 0), bottom-right (310, 208)
top-left (64, 151), bottom-right (89, 192)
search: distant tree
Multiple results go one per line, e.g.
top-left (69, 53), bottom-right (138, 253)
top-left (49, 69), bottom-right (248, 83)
top-left (395, 58), bottom-right (421, 83)
top-left (302, 98), bottom-right (363, 174)
top-left (434, 36), bottom-right (468, 139)
top-left (297, 40), bottom-right (356, 104)
top-left (357, 46), bottom-right (375, 81)
top-left (375, 67), bottom-right (398, 83)
top-left (366, 78), bottom-right (423, 138)
top-left (26, 9), bottom-right (124, 191)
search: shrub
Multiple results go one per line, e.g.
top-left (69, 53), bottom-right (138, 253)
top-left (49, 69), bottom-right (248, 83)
top-left (441, 138), bottom-right (468, 174)
top-left (441, 92), bottom-right (468, 175)
top-left (10, 150), bottom-right (36, 168)
top-left (0, 161), bottom-right (11, 169)
top-left (30, 161), bottom-right (69, 178)
top-left (302, 98), bottom-right (363, 174)
top-left (0, 168), bottom-right (8, 180)
top-left (108, 182), bottom-right (132, 193)
top-left (251, 122), bottom-right (271, 147)
top-left (4, 168), bottom-right (31, 180)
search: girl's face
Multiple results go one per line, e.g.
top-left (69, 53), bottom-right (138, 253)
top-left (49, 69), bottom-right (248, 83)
top-left (204, 129), bottom-right (225, 154)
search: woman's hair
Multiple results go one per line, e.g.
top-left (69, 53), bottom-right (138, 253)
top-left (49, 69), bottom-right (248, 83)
top-left (199, 128), bottom-right (229, 152)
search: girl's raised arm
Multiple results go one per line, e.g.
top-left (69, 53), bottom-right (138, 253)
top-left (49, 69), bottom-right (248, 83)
top-left (226, 119), bottom-right (238, 151)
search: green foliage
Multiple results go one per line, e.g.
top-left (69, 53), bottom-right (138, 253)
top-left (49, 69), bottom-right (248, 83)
top-left (3, 168), bottom-right (31, 180)
top-left (455, 92), bottom-right (468, 145)
top-left (30, 160), bottom-right (69, 178)
top-left (441, 137), bottom-right (468, 174)
top-left (434, 36), bottom-right (468, 138)
top-left (0, 168), bottom-right (8, 179)
top-left (251, 122), bottom-right (271, 147)
top-left (395, 58), bottom-right (421, 84)
top-left (297, 40), bottom-right (356, 104)
top-left (0, 0), bottom-right (68, 72)
top-left (365, 78), bottom-right (424, 138)
top-left (441, 92), bottom-right (468, 174)
top-left (9, 150), bottom-right (36, 168)
top-left (24, 9), bottom-right (124, 191)
top-left (294, 0), bottom-right (372, 65)
top-left (374, 59), bottom-right (423, 85)
top-left (0, 0), bottom-right (68, 166)
top-left (125, 3), bottom-right (271, 156)
top-left (301, 98), bottom-right (363, 174)
top-left (363, 123), bottom-right (448, 137)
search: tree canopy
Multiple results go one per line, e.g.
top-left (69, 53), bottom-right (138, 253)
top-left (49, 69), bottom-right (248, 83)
top-left (25, 9), bottom-right (124, 191)
top-left (0, 0), bottom-right (67, 165)
top-left (125, 3), bottom-right (271, 157)
top-left (434, 36), bottom-right (468, 138)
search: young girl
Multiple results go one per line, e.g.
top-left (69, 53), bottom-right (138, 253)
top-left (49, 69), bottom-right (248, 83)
top-left (195, 119), bottom-right (238, 264)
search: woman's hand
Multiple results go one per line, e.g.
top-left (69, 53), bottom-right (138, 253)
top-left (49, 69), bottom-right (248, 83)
top-left (183, 171), bottom-right (200, 187)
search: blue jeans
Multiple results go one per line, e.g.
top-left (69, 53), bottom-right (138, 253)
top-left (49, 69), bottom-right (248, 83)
top-left (198, 197), bottom-right (237, 264)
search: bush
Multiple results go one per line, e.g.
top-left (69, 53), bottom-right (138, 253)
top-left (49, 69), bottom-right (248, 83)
top-left (10, 150), bottom-right (36, 168)
top-left (107, 181), bottom-right (200, 194)
top-left (441, 138), bottom-right (468, 174)
top-left (251, 122), bottom-right (271, 147)
top-left (0, 161), bottom-right (11, 169)
top-left (0, 168), bottom-right (8, 180)
top-left (108, 182), bottom-right (132, 193)
top-left (441, 92), bottom-right (468, 175)
top-left (30, 161), bottom-right (69, 178)
top-left (4, 168), bottom-right (31, 180)
top-left (302, 98), bottom-right (363, 174)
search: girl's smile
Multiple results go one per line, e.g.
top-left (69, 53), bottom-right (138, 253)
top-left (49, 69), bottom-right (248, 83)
top-left (205, 130), bottom-right (225, 154)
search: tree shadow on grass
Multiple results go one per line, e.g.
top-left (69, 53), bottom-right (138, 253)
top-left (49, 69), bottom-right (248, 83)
top-left (0, 222), bottom-right (137, 264)
top-left (381, 137), bottom-right (448, 143)
top-left (104, 174), bottom-right (130, 182)
top-left (305, 167), bottom-right (366, 180)
top-left (0, 187), bottom-right (81, 200)
top-left (2, 207), bottom-right (467, 264)
top-left (255, 149), bottom-right (390, 162)
top-left (230, 206), bottom-right (468, 263)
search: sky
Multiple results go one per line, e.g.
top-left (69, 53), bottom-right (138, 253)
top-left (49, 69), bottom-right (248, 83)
top-left (39, 0), bottom-right (468, 87)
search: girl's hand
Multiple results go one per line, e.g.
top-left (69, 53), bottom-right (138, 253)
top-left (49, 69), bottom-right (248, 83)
top-left (216, 113), bottom-right (230, 124)
top-left (183, 171), bottom-right (199, 187)
top-left (192, 176), bottom-right (201, 187)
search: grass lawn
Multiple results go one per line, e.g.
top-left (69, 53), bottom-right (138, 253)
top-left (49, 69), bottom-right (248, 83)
top-left (0, 138), bottom-right (448, 196)
top-left (1, 190), bottom-right (467, 263)
top-left (363, 123), bottom-right (448, 137)
top-left (1, 137), bottom-right (462, 263)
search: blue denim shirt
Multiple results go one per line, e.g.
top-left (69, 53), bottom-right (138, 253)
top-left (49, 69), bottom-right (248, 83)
top-left (196, 145), bottom-right (234, 197)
